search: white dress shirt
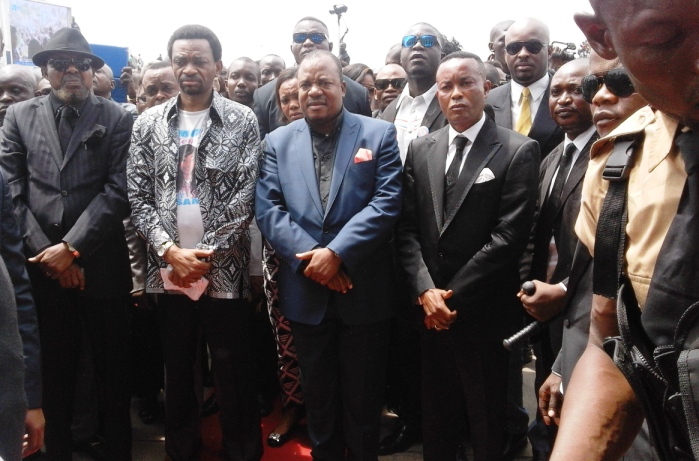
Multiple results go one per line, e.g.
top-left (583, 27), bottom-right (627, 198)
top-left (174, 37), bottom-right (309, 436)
top-left (510, 74), bottom-right (550, 129)
top-left (395, 83), bottom-right (438, 163)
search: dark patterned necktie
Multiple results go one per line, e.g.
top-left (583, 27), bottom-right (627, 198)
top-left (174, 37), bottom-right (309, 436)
top-left (445, 135), bottom-right (468, 217)
top-left (57, 105), bottom-right (76, 156)
top-left (547, 142), bottom-right (576, 215)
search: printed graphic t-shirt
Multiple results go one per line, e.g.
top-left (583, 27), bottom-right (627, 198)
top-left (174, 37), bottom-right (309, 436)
top-left (176, 108), bottom-right (209, 249)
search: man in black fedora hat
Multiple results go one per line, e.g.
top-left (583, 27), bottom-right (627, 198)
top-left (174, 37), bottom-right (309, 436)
top-left (0, 27), bottom-right (134, 461)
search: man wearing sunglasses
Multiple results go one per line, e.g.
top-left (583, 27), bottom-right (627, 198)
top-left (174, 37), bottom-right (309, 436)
top-left (548, 0), bottom-right (699, 460)
top-left (371, 63), bottom-right (408, 118)
top-left (380, 22), bottom-right (448, 163)
top-left (0, 27), bottom-right (134, 460)
top-left (487, 18), bottom-right (563, 159)
top-left (253, 16), bottom-right (370, 139)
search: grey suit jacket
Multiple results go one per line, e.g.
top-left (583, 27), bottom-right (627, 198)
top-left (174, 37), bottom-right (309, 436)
top-left (0, 93), bottom-right (133, 299)
top-left (486, 78), bottom-right (563, 157)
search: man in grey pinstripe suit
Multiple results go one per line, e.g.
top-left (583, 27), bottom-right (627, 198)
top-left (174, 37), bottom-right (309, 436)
top-left (0, 28), bottom-right (133, 461)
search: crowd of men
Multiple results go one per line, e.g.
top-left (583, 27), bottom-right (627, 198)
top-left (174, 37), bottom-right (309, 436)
top-left (0, 1), bottom-right (697, 461)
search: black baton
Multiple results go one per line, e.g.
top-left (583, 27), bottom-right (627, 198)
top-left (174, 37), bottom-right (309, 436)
top-left (503, 281), bottom-right (544, 350)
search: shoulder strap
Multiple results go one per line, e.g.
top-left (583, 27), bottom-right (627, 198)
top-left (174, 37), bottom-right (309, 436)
top-left (593, 138), bottom-right (637, 299)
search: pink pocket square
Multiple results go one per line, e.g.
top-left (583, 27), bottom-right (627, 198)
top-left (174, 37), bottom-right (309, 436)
top-left (354, 148), bottom-right (373, 163)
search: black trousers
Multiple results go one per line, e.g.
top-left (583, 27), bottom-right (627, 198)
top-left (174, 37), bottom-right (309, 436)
top-left (157, 295), bottom-right (261, 461)
top-left (36, 288), bottom-right (131, 461)
top-left (421, 322), bottom-right (510, 461)
top-left (290, 313), bottom-right (390, 461)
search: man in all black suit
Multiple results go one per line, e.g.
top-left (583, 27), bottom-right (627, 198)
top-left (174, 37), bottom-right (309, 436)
top-left (396, 51), bottom-right (539, 461)
top-left (253, 16), bottom-right (370, 138)
top-left (486, 18), bottom-right (563, 158)
top-left (518, 58), bottom-right (597, 461)
top-left (0, 28), bottom-right (133, 461)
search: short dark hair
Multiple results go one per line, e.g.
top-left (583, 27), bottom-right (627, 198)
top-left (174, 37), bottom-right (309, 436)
top-left (167, 25), bottom-right (222, 62)
top-left (342, 63), bottom-right (373, 84)
top-left (142, 59), bottom-right (171, 76)
top-left (295, 16), bottom-right (329, 34)
top-left (440, 51), bottom-right (486, 79)
top-left (301, 50), bottom-right (343, 80)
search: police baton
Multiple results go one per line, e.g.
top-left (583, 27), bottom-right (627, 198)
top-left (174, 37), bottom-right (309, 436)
top-left (503, 281), bottom-right (546, 350)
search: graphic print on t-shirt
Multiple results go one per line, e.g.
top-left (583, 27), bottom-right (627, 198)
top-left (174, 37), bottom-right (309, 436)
top-left (177, 144), bottom-right (198, 205)
top-left (176, 109), bottom-right (208, 249)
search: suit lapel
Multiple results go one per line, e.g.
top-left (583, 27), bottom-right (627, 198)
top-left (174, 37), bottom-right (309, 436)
top-left (442, 118), bottom-right (501, 233)
top-left (38, 97), bottom-right (63, 169)
top-left (528, 82), bottom-right (556, 147)
top-left (421, 97), bottom-right (442, 131)
top-left (62, 95), bottom-right (102, 169)
top-left (293, 123), bottom-right (324, 218)
top-left (488, 83), bottom-right (513, 129)
top-left (380, 98), bottom-right (398, 123)
top-left (326, 112), bottom-right (359, 215)
top-left (540, 143), bottom-right (563, 206)
top-left (426, 129), bottom-right (448, 230)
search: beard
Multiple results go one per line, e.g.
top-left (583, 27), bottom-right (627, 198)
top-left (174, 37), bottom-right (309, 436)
top-left (55, 83), bottom-right (90, 106)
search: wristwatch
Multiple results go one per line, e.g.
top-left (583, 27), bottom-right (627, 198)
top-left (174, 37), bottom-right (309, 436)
top-left (63, 241), bottom-right (80, 258)
top-left (157, 241), bottom-right (174, 257)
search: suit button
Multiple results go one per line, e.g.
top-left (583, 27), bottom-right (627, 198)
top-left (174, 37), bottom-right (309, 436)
top-left (564, 319), bottom-right (571, 328)
top-left (61, 190), bottom-right (68, 196)
top-left (438, 253), bottom-right (444, 259)
top-left (323, 228), bottom-right (329, 234)
top-left (52, 223), bottom-right (60, 229)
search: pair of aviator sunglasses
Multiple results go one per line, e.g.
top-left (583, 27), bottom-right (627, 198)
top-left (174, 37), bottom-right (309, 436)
top-left (292, 33), bottom-right (327, 44)
top-left (581, 67), bottom-right (635, 103)
top-left (374, 78), bottom-right (407, 91)
top-left (48, 58), bottom-right (93, 72)
top-left (505, 40), bottom-right (546, 56)
top-left (402, 34), bottom-right (438, 48)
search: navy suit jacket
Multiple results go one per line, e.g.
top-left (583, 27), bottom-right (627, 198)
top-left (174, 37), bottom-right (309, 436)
top-left (397, 118), bottom-right (540, 341)
top-left (0, 93), bottom-right (133, 299)
top-left (256, 110), bottom-right (402, 326)
top-left (486, 77), bottom-right (563, 157)
top-left (0, 170), bottom-right (41, 409)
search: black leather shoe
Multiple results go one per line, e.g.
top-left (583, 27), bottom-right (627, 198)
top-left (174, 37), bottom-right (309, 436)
top-left (267, 424), bottom-right (297, 448)
top-left (378, 420), bottom-right (421, 456)
top-left (502, 432), bottom-right (527, 461)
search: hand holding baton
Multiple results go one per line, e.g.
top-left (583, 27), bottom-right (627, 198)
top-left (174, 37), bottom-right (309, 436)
top-left (503, 281), bottom-right (546, 350)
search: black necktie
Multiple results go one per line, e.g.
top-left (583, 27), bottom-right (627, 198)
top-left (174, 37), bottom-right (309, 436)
top-left (643, 129), bottom-right (699, 345)
top-left (57, 105), bottom-right (75, 156)
top-left (445, 136), bottom-right (468, 217)
top-left (546, 142), bottom-right (576, 215)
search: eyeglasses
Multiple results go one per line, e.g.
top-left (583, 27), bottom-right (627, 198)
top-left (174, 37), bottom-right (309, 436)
top-left (292, 33), bottom-right (327, 44)
top-left (374, 78), bottom-right (407, 91)
top-left (505, 40), bottom-right (547, 55)
top-left (47, 58), bottom-right (93, 72)
top-left (581, 67), bottom-right (635, 103)
top-left (401, 35), bottom-right (438, 48)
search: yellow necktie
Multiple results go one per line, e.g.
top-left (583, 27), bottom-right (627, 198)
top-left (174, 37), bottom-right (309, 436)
top-left (516, 87), bottom-right (532, 135)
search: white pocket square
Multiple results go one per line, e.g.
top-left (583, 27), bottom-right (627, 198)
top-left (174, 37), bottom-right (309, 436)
top-left (475, 168), bottom-right (495, 184)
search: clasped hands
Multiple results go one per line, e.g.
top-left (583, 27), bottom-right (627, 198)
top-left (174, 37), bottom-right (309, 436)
top-left (29, 243), bottom-right (84, 289)
top-left (163, 245), bottom-right (213, 288)
top-left (419, 288), bottom-right (457, 331)
top-left (296, 248), bottom-right (353, 293)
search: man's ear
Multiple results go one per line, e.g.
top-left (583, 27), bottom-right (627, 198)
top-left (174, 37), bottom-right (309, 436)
top-left (215, 60), bottom-right (223, 75)
top-left (574, 12), bottom-right (617, 59)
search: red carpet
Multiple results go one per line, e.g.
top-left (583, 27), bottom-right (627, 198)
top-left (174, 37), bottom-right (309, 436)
top-left (200, 402), bottom-right (313, 461)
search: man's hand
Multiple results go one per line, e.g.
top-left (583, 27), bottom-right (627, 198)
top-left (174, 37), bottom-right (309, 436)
top-left (419, 288), bottom-right (458, 330)
top-left (163, 245), bottom-right (212, 288)
top-left (296, 248), bottom-right (342, 286)
top-left (518, 280), bottom-right (566, 322)
top-left (23, 408), bottom-right (45, 457)
top-left (326, 269), bottom-right (353, 293)
top-left (120, 66), bottom-right (137, 100)
top-left (538, 373), bottom-right (563, 426)
top-left (28, 243), bottom-right (74, 278)
top-left (57, 263), bottom-right (85, 290)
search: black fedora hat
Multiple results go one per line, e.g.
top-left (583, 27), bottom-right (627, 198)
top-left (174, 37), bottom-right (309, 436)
top-left (32, 27), bottom-right (104, 69)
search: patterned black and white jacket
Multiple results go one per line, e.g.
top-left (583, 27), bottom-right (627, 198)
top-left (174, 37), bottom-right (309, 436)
top-left (127, 92), bottom-right (261, 299)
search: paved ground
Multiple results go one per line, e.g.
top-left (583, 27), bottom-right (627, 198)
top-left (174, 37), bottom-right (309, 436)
top-left (66, 364), bottom-right (538, 460)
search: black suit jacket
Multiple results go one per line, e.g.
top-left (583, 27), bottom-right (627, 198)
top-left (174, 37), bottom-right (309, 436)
top-left (397, 118), bottom-right (540, 342)
top-left (0, 93), bottom-right (133, 299)
top-left (379, 93), bottom-right (447, 133)
top-left (486, 76), bottom-right (563, 157)
top-left (254, 74), bottom-right (371, 139)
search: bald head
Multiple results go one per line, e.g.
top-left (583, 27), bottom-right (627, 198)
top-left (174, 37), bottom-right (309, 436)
top-left (0, 65), bottom-right (37, 125)
top-left (505, 18), bottom-right (551, 85)
top-left (549, 58), bottom-right (593, 139)
top-left (93, 63), bottom-right (115, 98)
top-left (489, 20), bottom-right (514, 73)
top-left (375, 64), bottom-right (408, 111)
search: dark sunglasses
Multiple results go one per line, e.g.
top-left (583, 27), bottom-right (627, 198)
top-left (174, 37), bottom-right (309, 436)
top-left (292, 33), bottom-right (327, 44)
top-left (401, 34), bottom-right (438, 48)
top-left (505, 40), bottom-right (546, 56)
top-left (48, 58), bottom-right (92, 72)
top-left (581, 67), bottom-right (635, 103)
top-left (374, 78), bottom-right (407, 91)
